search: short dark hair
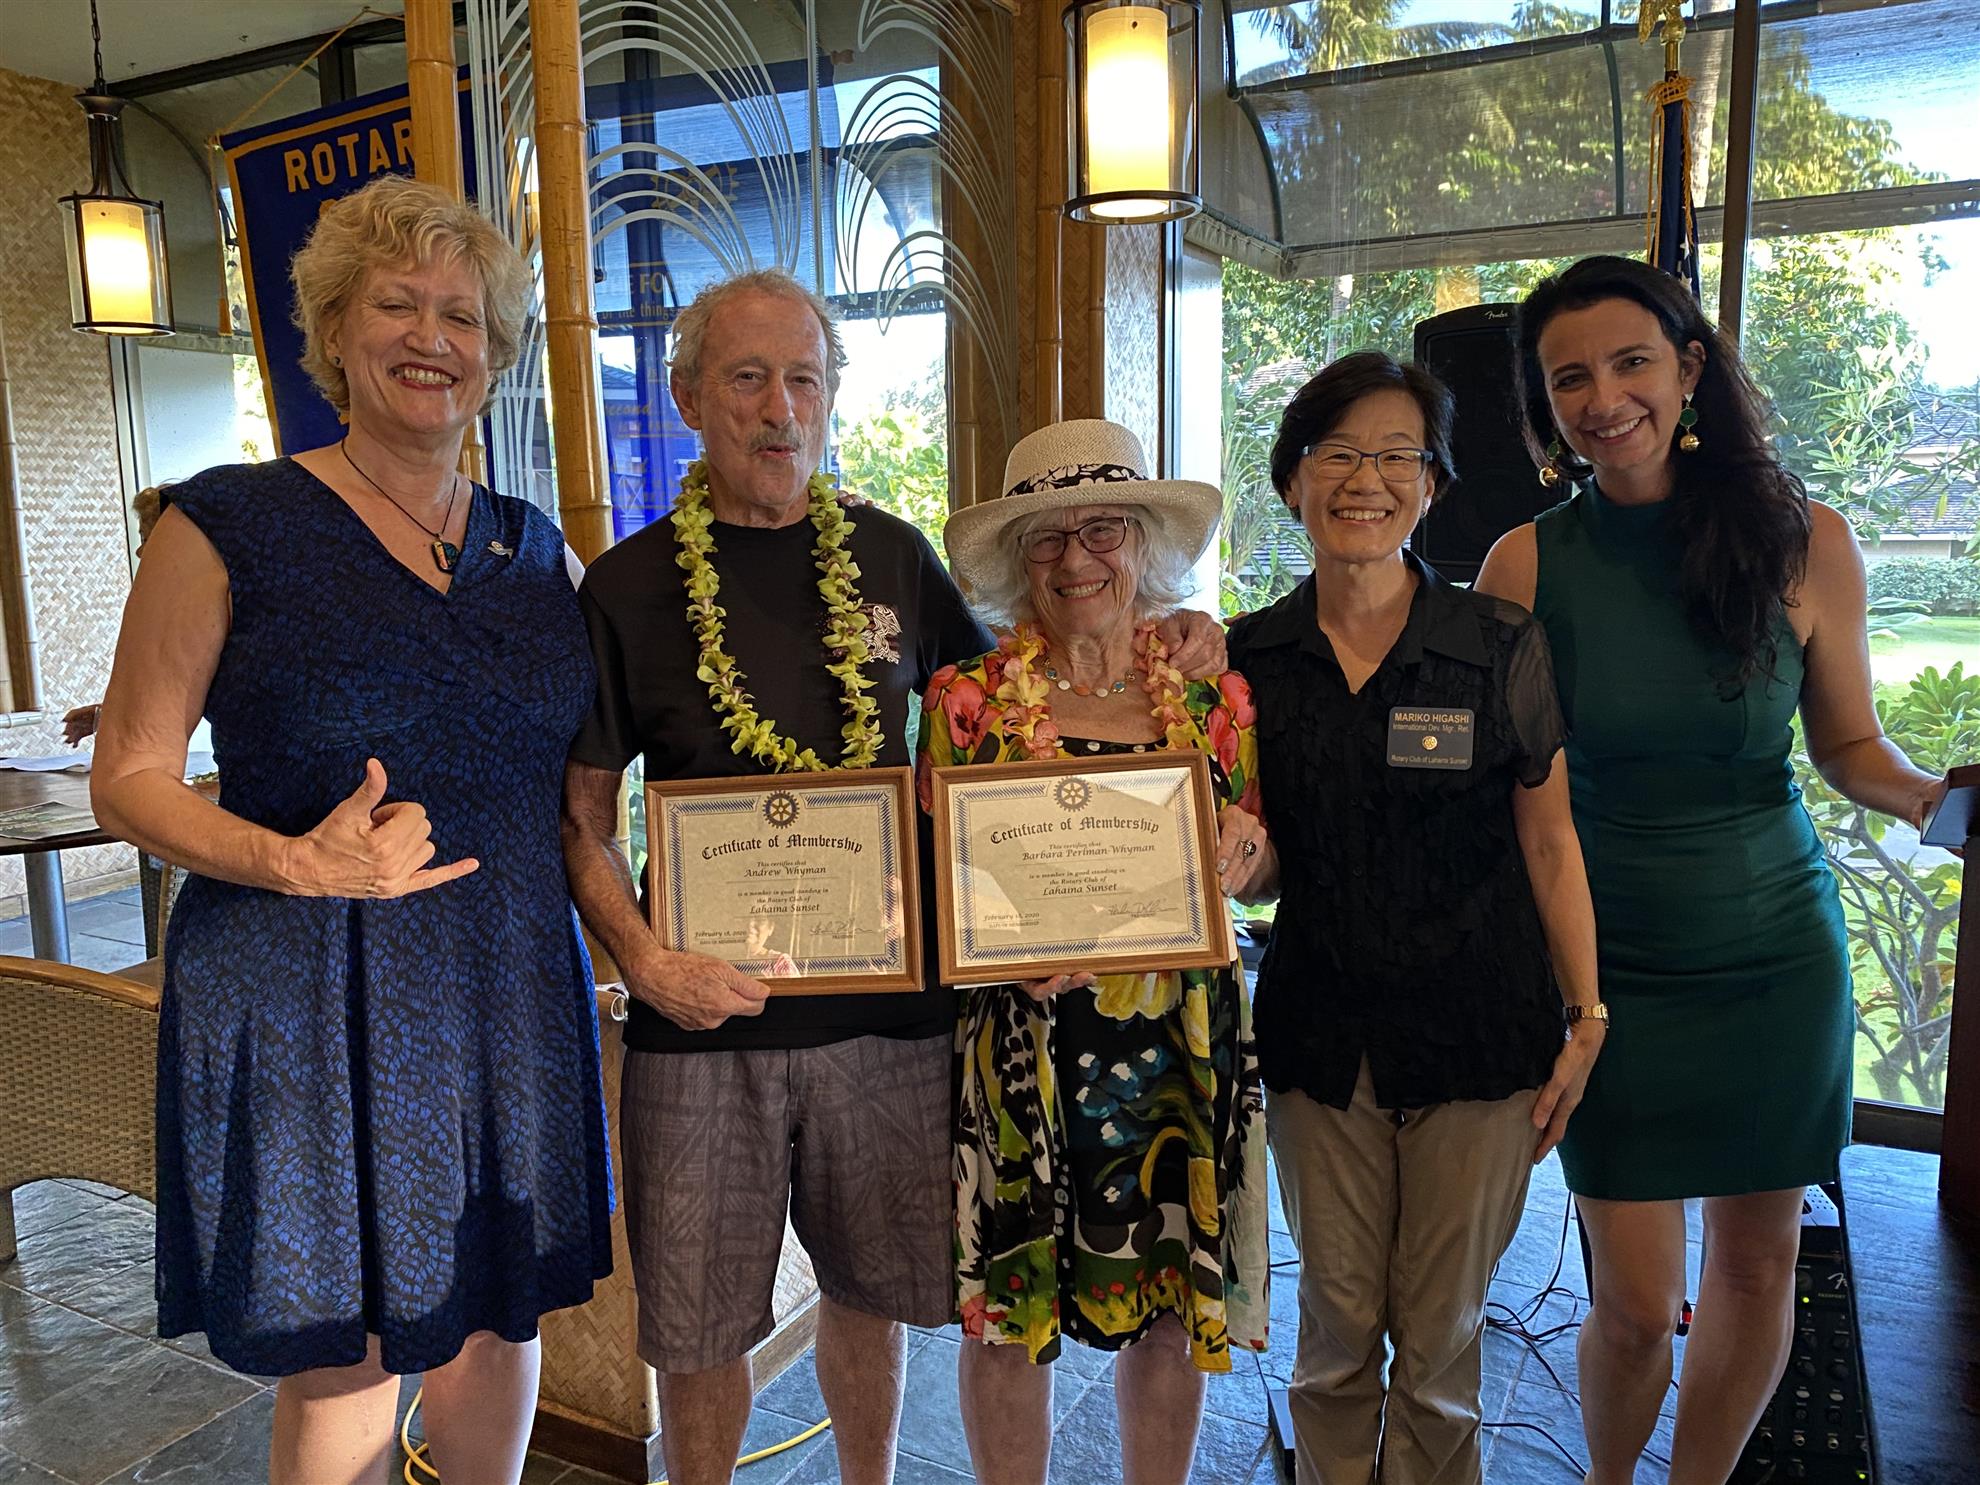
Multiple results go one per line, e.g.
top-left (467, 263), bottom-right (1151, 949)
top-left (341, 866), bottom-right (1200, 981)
top-left (1269, 350), bottom-right (1457, 502)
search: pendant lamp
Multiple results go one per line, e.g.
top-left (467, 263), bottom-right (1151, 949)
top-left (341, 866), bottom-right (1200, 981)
top-left (57, 0), bottom-right (174, 336)
top-left (1064, 0), bottom-right (1201, 225)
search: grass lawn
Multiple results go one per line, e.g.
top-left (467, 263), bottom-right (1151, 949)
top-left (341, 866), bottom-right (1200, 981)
top-left (1866, 613), bottom-right (1980, 685)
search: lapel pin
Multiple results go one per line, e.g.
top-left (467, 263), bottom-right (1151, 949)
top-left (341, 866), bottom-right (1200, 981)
top-left (487, 540), bottom-right (513, 558)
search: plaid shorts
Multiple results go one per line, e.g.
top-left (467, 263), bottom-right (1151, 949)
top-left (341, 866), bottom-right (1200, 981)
top-left (619, 1033), bottom-right (955, 1373)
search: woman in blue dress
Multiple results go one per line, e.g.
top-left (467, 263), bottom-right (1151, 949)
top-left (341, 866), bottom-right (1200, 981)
top-left (91, 175), bottom-right (612, 1485)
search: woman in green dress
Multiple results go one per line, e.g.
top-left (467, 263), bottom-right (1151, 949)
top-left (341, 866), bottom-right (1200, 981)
top-left (921, 418), bottom-right (1271, 1485)
top-left (1477, 254), bottom-right (1947, 1485)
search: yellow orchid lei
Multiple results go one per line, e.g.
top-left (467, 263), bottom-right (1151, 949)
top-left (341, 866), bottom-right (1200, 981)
top-left (671, 459), bottom-right (881, 771)
top-left (992, 626), bottom-right (1061, 759)
top-left (1132, 622), bottom-right (1195, 748)
top-left (997, 620), bottom-right (1191, 761)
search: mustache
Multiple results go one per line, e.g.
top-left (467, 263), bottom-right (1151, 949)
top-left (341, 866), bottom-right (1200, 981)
top-left (749, 422), bottom-right (807, 453)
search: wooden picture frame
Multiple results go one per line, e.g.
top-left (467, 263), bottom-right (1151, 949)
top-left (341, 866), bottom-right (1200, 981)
top-left (645, 767), bottom-right (922, 995)
top-left (927, 751), bottom-right (1236, 985)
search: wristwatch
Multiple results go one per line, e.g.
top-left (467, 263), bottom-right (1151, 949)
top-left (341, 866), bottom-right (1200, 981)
top-left (1564, 1003), bottom-right (1610, 1027)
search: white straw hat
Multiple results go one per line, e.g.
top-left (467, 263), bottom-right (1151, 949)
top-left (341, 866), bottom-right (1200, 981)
top-left (943, 419), bottom-right (1221, 597)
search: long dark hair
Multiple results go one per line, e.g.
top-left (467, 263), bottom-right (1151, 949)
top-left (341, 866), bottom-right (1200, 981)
top-left (1514, 256), bottom-right (1810, 684)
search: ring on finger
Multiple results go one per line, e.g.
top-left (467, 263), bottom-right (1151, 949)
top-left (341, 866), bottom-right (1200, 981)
top-left (1242, 839), bottom-right (1259, 858)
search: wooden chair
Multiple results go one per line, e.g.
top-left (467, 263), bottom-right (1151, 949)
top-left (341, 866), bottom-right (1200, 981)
top-left (0, 956), bottom-right (159, 1262)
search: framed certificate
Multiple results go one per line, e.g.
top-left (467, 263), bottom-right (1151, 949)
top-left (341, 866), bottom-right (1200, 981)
top-left (645, 768), bottom-right (922, 995)
top-left (928, 752), bottom-right (1236, 985)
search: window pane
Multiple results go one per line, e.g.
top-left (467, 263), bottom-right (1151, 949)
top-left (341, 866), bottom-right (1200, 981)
top-left (833, 309), bottom-right (950, 550)
top-left (572, 20), bottom-right (993, 546)
top-left (1750, 219), bottom-right (1980, 1112)
top-left (1754, 0), bottom-right (1979, 200)
top-left (1249, 34), bottom-right (1734, 250)
top-left (131, 344), bottom-right (272, 539)
top-left (1230, 2), bottom-right (1598, 87)
top-left (1216, 0), bottom-right (1978, 262)
top-left (1218, 253), bottom-right (1578, 615)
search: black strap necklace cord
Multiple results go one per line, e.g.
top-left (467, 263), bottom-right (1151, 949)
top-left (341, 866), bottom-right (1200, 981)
top-left (339, 438), bottom-right (467, 573)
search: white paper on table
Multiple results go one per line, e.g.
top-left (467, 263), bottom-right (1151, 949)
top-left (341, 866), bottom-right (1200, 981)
top-left (0, 751), bottom-right (93, 773)
top-left (0, 749), bottom-right (215, 778)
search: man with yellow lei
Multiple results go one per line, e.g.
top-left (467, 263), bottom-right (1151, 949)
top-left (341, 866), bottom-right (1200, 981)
top-left (561, 269), bottom-right (1228, 1485)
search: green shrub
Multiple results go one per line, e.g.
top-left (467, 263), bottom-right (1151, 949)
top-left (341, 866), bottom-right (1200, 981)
top-left (1863, 558), bottom-right (1980, 615)
top-left (1793, 662), bottom-right (1979, 1107)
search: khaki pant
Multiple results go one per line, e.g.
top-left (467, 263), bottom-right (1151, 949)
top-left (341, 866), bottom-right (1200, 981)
top-left (1266, 1060), bottom-right (1540, 1485)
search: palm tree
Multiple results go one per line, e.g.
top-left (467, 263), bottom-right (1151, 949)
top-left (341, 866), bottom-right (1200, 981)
top-left (1238, 0), bottom-right (1514, 84)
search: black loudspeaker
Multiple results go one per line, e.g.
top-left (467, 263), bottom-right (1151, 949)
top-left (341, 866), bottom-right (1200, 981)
top-left (1411, 304), bottom-right (1553, 584)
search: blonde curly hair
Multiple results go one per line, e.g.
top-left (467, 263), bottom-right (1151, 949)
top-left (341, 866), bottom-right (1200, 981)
top-left (132, 483), bottom-right (172, 547)
top-left (289, 174), bottom-right (528, 416)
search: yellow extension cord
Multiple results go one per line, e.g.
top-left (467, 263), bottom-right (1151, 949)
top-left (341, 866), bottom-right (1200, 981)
top-left (398, 1387), bottom-right (832, 1485)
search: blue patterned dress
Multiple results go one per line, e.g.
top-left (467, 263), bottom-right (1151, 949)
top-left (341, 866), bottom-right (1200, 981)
top-left (155, 459), bottom-right (614, 1378)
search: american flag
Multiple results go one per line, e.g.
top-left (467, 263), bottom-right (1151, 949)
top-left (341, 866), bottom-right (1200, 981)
top-left (1642, 1), bottom-right (1701, 298)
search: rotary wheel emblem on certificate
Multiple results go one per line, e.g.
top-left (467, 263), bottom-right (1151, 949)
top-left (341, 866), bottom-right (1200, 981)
top-left (763, 790), bottom-right (801, 828)
top-left (1054, 776), bottom-right (1092, 812)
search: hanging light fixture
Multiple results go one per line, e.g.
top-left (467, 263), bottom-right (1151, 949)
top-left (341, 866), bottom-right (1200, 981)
top-left (1064, 0), bottom-right (1200, 225)
top-left (57, 0), bottom-right (174, 336)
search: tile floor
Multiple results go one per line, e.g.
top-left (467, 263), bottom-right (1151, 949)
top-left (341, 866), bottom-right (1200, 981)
top-left (1, 891), bottom-right (1697, 1483)
top-left (0, 884), bottom-right (155, 976)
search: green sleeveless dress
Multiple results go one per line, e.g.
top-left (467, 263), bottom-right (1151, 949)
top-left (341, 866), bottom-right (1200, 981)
top-left (1534, 487), bottom-right (1852, 1201)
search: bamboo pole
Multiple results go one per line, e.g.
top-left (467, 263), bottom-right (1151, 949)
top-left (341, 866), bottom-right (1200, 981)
top-left (524, 6), bottom-right (653, 1472)
top-left (405, 0), bottom-right (486, 483)
top-left (406, 0), bottom-right (463, 198)
top-left (1034, 0), bottom-right (1065, 426)
top-left (0, 308), bottom-right (40, 714)
top-left (528, 0), bottom-right (613, 562)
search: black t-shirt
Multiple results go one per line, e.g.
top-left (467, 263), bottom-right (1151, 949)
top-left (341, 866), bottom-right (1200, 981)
top-left (1227, 550), bottom-right (1568, 1110)
top-left (571, 504), bottom-right (994, 1053)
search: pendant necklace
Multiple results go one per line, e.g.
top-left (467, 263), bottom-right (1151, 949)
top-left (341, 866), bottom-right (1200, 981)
top-left (340, 439), bottom-right (465, 573)
top-left (1041, 655), bottom-right (1137, 697)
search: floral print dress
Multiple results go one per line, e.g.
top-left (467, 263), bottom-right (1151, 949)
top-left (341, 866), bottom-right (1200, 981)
top-left (917, 650), bottom-right (1270, 1370)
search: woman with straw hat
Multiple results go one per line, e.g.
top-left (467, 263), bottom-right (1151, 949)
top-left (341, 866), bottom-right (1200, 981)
top-left (921, 418), bottom-right (1271, 1485)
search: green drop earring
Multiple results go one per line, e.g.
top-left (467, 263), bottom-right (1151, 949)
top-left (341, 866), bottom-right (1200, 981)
top-left (1678, 395), bottom-right (1701, 452)
top-left (1538, 438), bottom-right (1566, 488)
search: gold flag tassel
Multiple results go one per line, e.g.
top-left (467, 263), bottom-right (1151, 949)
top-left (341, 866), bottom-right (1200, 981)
top-left (1643, 73), bottom-right (1697, 269)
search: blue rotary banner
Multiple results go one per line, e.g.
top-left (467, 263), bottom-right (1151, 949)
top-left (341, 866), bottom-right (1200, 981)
top-left (221, 75), bottom-right (475, 456)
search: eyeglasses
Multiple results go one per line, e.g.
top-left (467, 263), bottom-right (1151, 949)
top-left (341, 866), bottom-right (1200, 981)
top-left (1301, 444), bottom-right (1435, 483)
top-left (1019, 515), bottom-right (1136, 564)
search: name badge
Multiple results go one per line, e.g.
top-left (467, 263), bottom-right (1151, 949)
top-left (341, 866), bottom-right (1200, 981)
top-left (1388, 707), bottom-right (1474, 769)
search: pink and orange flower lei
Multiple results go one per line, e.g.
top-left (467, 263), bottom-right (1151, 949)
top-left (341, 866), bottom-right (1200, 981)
top-left (994, 621), bottom-right (1192, 760)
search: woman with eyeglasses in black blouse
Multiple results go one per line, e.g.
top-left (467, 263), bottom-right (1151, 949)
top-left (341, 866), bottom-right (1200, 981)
top-left (1227, 350), bottom-right (1605, 1485)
